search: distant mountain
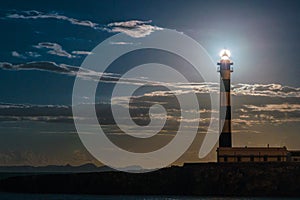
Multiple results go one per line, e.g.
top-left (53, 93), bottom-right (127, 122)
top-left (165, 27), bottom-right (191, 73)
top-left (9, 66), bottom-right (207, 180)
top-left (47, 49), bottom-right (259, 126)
top-left (116, 165), bottom-right (149, 173)
top-left (0, 163), bottom-right (113, 173)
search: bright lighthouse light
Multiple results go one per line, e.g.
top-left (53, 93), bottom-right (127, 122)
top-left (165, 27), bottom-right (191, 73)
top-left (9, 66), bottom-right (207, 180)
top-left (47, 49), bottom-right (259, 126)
top-left (219, 49), bottom-right (231, 60)
top-left (219, 49), bottom-right (231, 57)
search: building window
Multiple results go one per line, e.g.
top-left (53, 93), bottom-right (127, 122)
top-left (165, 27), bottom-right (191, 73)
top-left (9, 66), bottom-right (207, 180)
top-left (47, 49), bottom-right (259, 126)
top-left (277, 156), bottom-right (281, 162)
top-left (224, 156), bottom-right (228, 162)
top-left (250, 155), bottom-right (254, 162)
top-left (263, 155), bottom-right (268, 162)
top-left (237, 156), bottom-right (241, 162)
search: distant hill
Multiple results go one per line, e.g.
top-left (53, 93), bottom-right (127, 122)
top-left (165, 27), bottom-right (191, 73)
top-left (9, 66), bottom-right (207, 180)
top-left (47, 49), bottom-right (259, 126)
top-left (0, 163), bottom-right (112, 173)
top-left (0, 163), bottom-right (149, 173)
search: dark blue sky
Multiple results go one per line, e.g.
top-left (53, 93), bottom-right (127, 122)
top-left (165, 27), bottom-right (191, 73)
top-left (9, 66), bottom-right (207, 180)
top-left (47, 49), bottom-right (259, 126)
top-left (0, 0), bottom-right (299, 105)
top-left (0, 0), bottom-right (299, 166)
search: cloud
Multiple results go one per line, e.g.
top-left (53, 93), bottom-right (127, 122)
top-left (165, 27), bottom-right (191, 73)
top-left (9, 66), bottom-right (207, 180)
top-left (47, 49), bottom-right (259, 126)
top-left (232, 114), bottom-right (300, 127)
top-left (34, 42), bottom-right (75, 58)
top-left (6, 10), bottom-right (162, 38)
top-left (11, 51), bottom-right (41, 59)
top-left (0, 61), bottom-right (77, 74)
top-left (231, 102), bottom-right (300, 128)
top-left (0, 103), bottom-right (68, 109)
top-left (1, 60), bottom-right (299, 99)
top-left (0, 61), bottom-right (185, 86)
top-left (243, 103), bottom-right (300, 113)
top-left (232, 83), bottom-right (300, 98)
top-left (11, 51), bottom-right (27, 59)
top-left (141, 82), bottom-right (219, 97)
top-left (142, 83), bottom-right (300, 98)
top-left (105, 20), bottom-right (163, 38)
top-left (1, 59), bottom-right (299, 99)
top-left (6, 10), bottom-right (98, 28)
top-left (0, 103), bottom-right (72, 123)
top-left (0, 89), bottom-right (299, 137)
top-left (32, 42), bottom-right (93, 58)
top-left (0, 61), bottom-right (126, 85)
top-left (0, 61), bottom-right (104, 81)
top-left (25, 51), bottom-right (41, 58)
top-left (71, 51), bottom-right (93, 55)
top-left (109, 41), bottom-right (136, 45)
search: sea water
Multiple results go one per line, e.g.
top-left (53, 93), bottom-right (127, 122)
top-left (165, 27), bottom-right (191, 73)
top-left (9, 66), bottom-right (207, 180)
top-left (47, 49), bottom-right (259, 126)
top-left (0, 193), bottom-right (295, 200)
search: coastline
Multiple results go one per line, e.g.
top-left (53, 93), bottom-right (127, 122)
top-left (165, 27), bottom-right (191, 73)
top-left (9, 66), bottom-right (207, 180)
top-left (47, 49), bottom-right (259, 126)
top-left (0, 162), bottom-right (299, 197)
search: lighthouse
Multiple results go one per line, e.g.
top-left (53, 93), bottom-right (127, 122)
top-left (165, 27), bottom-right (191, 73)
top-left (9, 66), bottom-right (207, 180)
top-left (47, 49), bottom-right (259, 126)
top-left (218, 49), bottom-right (233, 147)
top-left (216, 50), bottom-right (291, 163)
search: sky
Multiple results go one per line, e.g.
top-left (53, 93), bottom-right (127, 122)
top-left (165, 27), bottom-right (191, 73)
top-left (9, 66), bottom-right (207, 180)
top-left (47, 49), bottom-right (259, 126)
top-left (0, 0), bottom-right (299, 167)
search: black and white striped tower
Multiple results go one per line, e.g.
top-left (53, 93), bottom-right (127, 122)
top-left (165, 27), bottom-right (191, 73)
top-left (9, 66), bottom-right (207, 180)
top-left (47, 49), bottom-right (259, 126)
top-left (218, 49), bottom-right (233, 147)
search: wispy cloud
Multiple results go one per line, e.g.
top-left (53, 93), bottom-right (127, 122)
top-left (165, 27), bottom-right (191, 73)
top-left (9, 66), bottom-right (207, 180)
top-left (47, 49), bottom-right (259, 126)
top-left (0, 61), bottom-right (109, 81)
top-left (244, 103), bottom-right (300, 113)
top-left (34, 42), bottom-right (75, 58)
top-left (31, 42), bottom-right (92, 58)
top-left (1, 60), bottom-right (299, 99)
top-left (232, 83), bottom-right (300, 98)
top-left (109, 41), bottom-right (136, 45)
top-left (11, 51), bottom-right (41, 59)
top-left (143, 83), bottom-right (300, 98)
top-left (11, 51), bottom-right (27, 59)
top-left (5, 10), bottom-right (162, 38)
top-left (6, 10), bottom-right (98, 28)
top-left (71, 51), bottom-right (93, 55)
top-left (26, 51), bottom-right (41, 58)
top-left (231, 102), bottom-right (300, 128)
top-left (0, 61), bottom-right (78, 74)
top-left (105, 20), bottom-right (163, 38)
top-left (232, 114), bottom-right (300, 127)
top-left (0, 103), bottom-right (72, 123)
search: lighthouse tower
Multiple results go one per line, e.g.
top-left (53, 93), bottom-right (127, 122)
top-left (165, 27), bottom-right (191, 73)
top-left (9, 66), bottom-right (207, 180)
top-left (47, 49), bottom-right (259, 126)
top-left (216, 50), bottom-right (290, 163)
top-left (218, 49), bottom-right (233, 147)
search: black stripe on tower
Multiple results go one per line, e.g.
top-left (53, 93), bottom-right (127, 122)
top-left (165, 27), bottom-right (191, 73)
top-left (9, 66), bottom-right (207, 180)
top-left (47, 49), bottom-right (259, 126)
top-left (219, 132), bottom-right (232, 147)
top-left (219, 104), bottom-right (232, 147)
top-left (220, 79), bottom-right (230, 92)
top-left (220, 106), bottom-right (231, 120)
top-left (221, 120), bottom-right (231, 133)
